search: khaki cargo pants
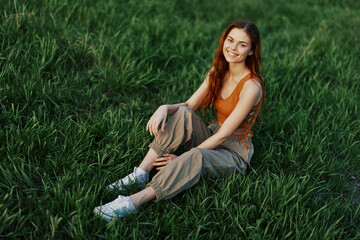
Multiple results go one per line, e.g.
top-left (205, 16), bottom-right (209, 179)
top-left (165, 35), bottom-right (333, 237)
top-left (147, 106), bottom-right (254, 200)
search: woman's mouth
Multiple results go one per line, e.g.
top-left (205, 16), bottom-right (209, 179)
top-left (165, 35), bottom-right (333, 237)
top-left (227, 51), bottom-right (239, 57)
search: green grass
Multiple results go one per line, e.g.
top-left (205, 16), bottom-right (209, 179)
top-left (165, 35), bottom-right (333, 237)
top-left (1, 0), bottom-right (360, 239)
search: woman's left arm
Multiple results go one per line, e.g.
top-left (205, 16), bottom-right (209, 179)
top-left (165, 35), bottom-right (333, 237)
top-left (197, 80), bottom-right (262, 150)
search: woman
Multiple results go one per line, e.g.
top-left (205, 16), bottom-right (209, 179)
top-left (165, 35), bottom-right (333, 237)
top-left (94, 19), bottom-right (265, 221)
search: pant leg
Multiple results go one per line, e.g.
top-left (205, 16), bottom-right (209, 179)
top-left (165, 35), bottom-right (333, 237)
top-left (147, 138), bottom-right (250, 200)
top-left (148, 106), bottom-right (211, 156)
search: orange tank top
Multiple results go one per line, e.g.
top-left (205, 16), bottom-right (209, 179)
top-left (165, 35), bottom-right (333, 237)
top-left (213, 73), bottom-right (263, 149)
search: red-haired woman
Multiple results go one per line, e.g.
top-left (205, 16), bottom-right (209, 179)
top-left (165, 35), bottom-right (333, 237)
top-left (94, 19), bottom-right (265, 221)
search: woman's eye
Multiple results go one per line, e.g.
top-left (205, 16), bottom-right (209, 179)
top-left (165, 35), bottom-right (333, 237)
top-left (227, 39), bottom-right (233, 42)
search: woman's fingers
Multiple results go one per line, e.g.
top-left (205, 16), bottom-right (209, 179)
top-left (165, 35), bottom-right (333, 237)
top-left (151, 119), bottom-right (159, 137)
top-left (149, 121), bottom-right (154, 136)
top-left (147, 113), bottom-right (166, 137)
top-left (150, 119), bottom-right (157, 136)
top-left (147, 105), bottom-right (168, 136)
top-left (147, 118), bottom-right (153, 135)
top-left (152, 155), bottom-right (174, 168)
top-left (152, 160), bottom-right (169, 167)
top-left (152, 161), bottom-right (167, 166)
top-left (146, 119), bottom-right (150, 132)
top-left (154, 156), bottom-right (171, 161)
top-left (146, 116), bottom-right (157, 136)
top-left (149, 124), bottom-right (153, 136)
top-left (163, 153), bottom-right (178, 160)
top-left (153, 124), bottom-right (158, 137)
top-left (161, 118), bottom-right (166, 132)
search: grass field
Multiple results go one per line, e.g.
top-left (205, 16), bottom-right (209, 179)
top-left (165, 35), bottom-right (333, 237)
top-left (1, 0), bottom-right (360, 239)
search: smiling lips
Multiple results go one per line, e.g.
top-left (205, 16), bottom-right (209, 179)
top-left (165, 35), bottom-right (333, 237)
top-left (227, 50), bottom-right (239, 57)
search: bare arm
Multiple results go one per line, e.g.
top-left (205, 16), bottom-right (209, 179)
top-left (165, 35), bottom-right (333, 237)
top-left (197, 80), bottom-right (262, 149)
top-left (185, 74), bottom-right (210, 111)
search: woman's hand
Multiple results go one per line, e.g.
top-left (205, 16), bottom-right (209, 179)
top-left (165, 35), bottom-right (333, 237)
top-left (146, 105), bottom-right (168, 137)
top-left (152, 154), bottom-right (178, 170)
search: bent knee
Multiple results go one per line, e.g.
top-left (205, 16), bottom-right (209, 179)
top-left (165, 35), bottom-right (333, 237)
top-left (176, 106), bottom-right (193, 115)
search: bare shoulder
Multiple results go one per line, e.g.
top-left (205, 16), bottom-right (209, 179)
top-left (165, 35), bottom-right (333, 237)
top-left (240, 79), bottom-right (263, 105)
top-left (243, 79), bottom-right (262, 95)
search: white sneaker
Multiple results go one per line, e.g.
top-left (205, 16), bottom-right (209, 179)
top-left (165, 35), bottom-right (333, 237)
top-left (106, 167), bottom-right (149, 191)
top-left (93, 195), bottom-right (135, 221)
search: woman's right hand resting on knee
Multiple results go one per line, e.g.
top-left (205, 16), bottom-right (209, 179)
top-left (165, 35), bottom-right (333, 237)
top-left (146, 73), bottom-right (208, 137)
top-left (146, 103), bottom-right (188, 137)
top-left (152, 153), bottom-right (178, 170)
top-left (146, 105), bottom-right (168, 137)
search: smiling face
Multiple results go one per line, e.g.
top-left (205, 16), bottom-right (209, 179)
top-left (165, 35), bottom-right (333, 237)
top-left (223, 28), bottom-right (253, 64)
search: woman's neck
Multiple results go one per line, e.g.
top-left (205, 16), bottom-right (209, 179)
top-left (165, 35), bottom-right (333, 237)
top-left (227, 62), bottom-right (250, 83)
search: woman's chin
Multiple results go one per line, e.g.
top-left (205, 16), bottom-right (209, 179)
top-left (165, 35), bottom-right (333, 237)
top-left (225, 58), bottom-right (241, 64)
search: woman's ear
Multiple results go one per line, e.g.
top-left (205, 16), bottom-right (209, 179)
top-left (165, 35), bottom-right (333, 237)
top-left (248, 50), bottom-right (254, 56)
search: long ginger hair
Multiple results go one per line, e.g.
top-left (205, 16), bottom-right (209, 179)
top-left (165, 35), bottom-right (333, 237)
top-left (199, 19), bottom-right (265, 114)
